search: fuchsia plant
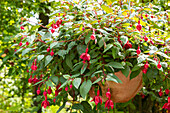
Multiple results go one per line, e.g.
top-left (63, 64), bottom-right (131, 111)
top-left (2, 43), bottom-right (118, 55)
top-left (11, 0), bottom-right (169, 112)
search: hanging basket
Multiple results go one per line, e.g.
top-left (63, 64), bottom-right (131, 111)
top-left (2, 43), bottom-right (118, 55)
top-left (89, 70), bottom-right (143, 103)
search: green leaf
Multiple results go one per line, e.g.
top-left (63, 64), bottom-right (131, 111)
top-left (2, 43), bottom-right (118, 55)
top-left (46, 80), bottom-right (54, 87)
top-left (81, 101), bottom-right (93, 113)
top-left (77, 45), bottom-right (86, 55)
top-left (112, 47), bottom-right (118, 59)
top-left (120, 36), bottom-right (128, 45)
top-left (22, 48), bottom-right (33, 56)
top-left (57, 50), bottom-right (67, 59)
top-left (130, 70), bottom-right (141, 80)
top-left (71, 73), bottom-right (80, 78)
top-left (73, 78), bottom-right (81, 89)
top-left (50, 42), bottom-right (59, 49)
top-left (97, 29), bottom-right (110, 35)
top-left (107, 73), bottom-right (122, 83)
top-left (37, 55), bottom-right (44, 62)
top-left (106, 62), bottom-right (124, 69)
top-left (101, 5), bottom-right (113, 14)
top-left (45, 55), bottom-right (53, 66)
top-left (63, 74), bottom-right (70, 79)
top-left (103, 44), bottom-right (113, 53)
top-left (92, 77), bottom-right (102, 84)
top-left (80, 80), bottom-right (92, 99)
top-left (66, 54), bottom-right (73, 70)
top-left (56, 101), bottom-right (66, 113)
top-left (114, 42), bottom-right (122, 50)
top-left (72, 104), bottom-right (84, 110)
top-left (81, 63), bottom-right (88, 74)
top-left (156, 52), bottom-right (170, 59)
top-left (51, 76), bottom-right (58, 85)
top-left (121, 65), bottom-right (130, 77)
top-left (67, 41), bottom-right (76, 51)
top-left (131, 64), bottom-right (144, 72)
top-left (59, 81), bottom-right (68, 89)
top-left (85, 32), bottom-right (92, 44)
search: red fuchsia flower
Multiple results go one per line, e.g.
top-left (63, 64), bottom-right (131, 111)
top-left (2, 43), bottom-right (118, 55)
top-left (162, 97), bottom-right (170, 111)
top-left (151, 15), bottom-right (154, 18)
top-left (136, 46), bottom-right (141, 55)
top-left (157, 61), bottom-right (162, 69)
top-left (28, 75), bottom-right (33, 83)
top-left (144, 35), bottom-right (148, 42)
top-left (123, 41), bottom-right (132, 50)
top-left (142, 68), bottom-right (147, 74)
top-left (26, 41), bottom-right (29, 46)
top-left (80, 48), bottom-right (90, 63)
top-left (65, 86), bottom-right (68, 91)
top-left (37, 88), bottom-right (41, 95)
top-left (140, 93), bottom-right (145, 99)
top-left (105, 88), bottom-right (114, 110)
top-left (32, 77), bottom-right (38, 84)
top-left (20, 26), bottom-right (24, 30)
top-left (31, 63), bottom-right (37, 71)
top-left (165, 89), bottom-right (169, 95)
top-left (43, 90), bottom-right (47, 97)
top-left (154, 57), bottom-right (158, 61)
top-left (144, 61), bottom-right (149, 69)
top-left (91, 89), bottom-right (102, 110)
top-left (50, 49), bottom-right (54, 56)
top-left (53, 98), bottom-right (56, 103)
top-left (19, 41), bottom-right (22, 46)
top-left (47, 86), bottom-right (52, 95)
top-left (27, 70), bottom-right (29, 73)
top-left (21, 37), bottom-right (24, 40)
top-left (145, 14), bottom-right (148, 17)
top-left (51, 29), bottom-right (55, 33)
top-left (41, 99), bottom-right (50, 108)
top-left (136, 21), bottom-right (142, 31)
top-left (82, 27), bottom-right (85, 31)
top-left (130, 24), bottom-right (132, 27)
top-left (90, 34), bottom-right (96, 40)
top-left (159, 88), bottom-right (163, 97)
top-left (165, 51), bottom-right (167, 54)
top-left (69, 84), bottom-right (73, 89)
top-left (47, 47), bottom-right (50, 52)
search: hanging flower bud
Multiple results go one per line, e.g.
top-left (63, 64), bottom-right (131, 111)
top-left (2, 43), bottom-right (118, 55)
top-left (165, 89), bottom-right (169, 95)
top-left (51, 29), bottom-right (55, 33)
top-left (26, 41), bottom-right (29, 46)
top-left (136, 46), bottom-right (141, 55)
top-left (47, 47), bottom-right (50, 52)
top-left (159, 90), bottom-right (163, 97)
top-left (53, 98), bottom-right (56, 103)
top-left (90, 34), bottom-right (96, 40)
top-left (69, 84), bottom-right (73, 89)
top-left (37, 88), bottom-right (41, 95)
top-left (90, 89), bottom-right (102, 110)
top-left (144, 35), bottom-right (148, 42)
top-left (144, 61), bottom-right (149, 69)
top-left (50, 49), bottom-right (54, 56)
top-left (19, 41), bottom-right (22, 46)
top-left (65, 86), bottom-right (68, 91)
top-left (105, 88), bottom-right (114, 110)
top-left (41, 100), bottom-right (50, 108)
top-left (80, 48), bottom-right (90, 63)
top-left (43, 90), bottom-right (47, 97)
top-left (157, 61), bottom-right (161, 69)
top-left (47, 86), bottom-right (52, 95)
top-left (162, 97), bottom-right (170, 111)
top-left (142, 68), bottom-right (147, 74)
top-left (136, 20), bottom-right (142, 31)
top-left (20, 26), bottom-right (24, 30)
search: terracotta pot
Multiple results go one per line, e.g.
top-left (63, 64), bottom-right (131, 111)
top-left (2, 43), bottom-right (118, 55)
top-left (89, 70), bottom-right (143, 103)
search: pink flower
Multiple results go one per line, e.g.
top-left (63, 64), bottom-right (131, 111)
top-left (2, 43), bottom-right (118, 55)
top-left (51, 29), bottom-right (55, 33)
top-left (26, 41), bottom-right (29, 46)
top-left (136, 46), bottom-right (141, 55)
top-left (144, 35), bottom-right (148, 42)
top-left (47, 86), bottom-right (52, 95)
top-left (37, 89), bottom-right (41, 95)
top-left (136, 22), bottom-right (142, 31)
top-left (41, 100), bottom-right (50, 108)
top-left (165, 89), bottom-right (169, 95)
top-left (43, 90), bottom-right (47, 97)
top-left (20, 26), bottom-right (24, 30)
top-left (47, 47), bottom-right (50, 52)
top-left (69, 84), bottom-right (73, 89)
top-left (90, 90), bottom-right (102, 110)
top-left (28, 75), bottom-right (33, 83)
top-left (150, 40), bottom-right (154, 45)
top-left (53, 98), bottom-right (56, 103)
top-left (162, 97), bottom-right (170, 111)
top-left (157, 61), bottom-right (161, 69)
top-left (50, 49), bottom-right (54, 56)
top-left (80, 48), bottom-right (90, 63)
top-left (144, 61), bottom-right (149, 69)
top-left (159, 90), bottom-right (163, 97)
top-left (105, 88), bottom-right (114, 110)
top-left (19, 42), bottom-right (22, 46)
top-left (31, 64), bottom-right (37, 71)
top-left (142, 68), bottom-right (147, 74)
top-left (90, 34), bottom-right (96, 40)
top-left (65, 86), bottom-right (68, 91)
top-left (123, 41), bottom-right (132, 50)
top-left (145, 14), bottom-right (148, 17)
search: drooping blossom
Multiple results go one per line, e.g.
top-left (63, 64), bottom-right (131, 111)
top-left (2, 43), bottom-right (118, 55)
top-left (159, 88), bottom-right (163, 97)
top-left (20, 26), bottom-right (24, 30)
top-left (136, 21), bottom-right (142, 31)
top-left (157, 61), bottom-right (162, 69)
top-left (162, 97), bottom-right (170, 111)
top-left (26, 41), bottom-right (29, 46)
top-left (47, 86), bottom-right (52, 95)
top-left (65, 86), bottom-right (68, 91)
top-left (91, 89), bottom-right (102, 110)
top-left (80, 48), bottom-right (90, 63)
top-left (142, 68), bottom-right (147, 74)
top-left (69, 84), bottom-right (73, 89)
top-left (19, 41), bottom-right (22, 46)
top-left (105, 88), bottom-right (114, 110)
top-left (136, 46), bottom-right (141, 55)
top-left (43, 90), bottom-right (47, 97)
top-left (91, 34), bottom-right (96, 40)
top-left (41, 99), bottom-right (50, 108)
top-left (144, 35), bottom-right (148, 42)
top-left (50, 49), bottom-right (54, 56)
top-left (165, 89), bottom-right (169, 95)
top-left (28, 75), bottom-right (33, 83)
top-left (37, 88), bottom-right (41, 95)
top-left (47, 47), bottom-right (50, 52)
top-left (51, 29), bottom-right (55, 33)
top-left (144, 61), bottom-right (149, 69)
top-left (123, 41), bottom-right (132, 50)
